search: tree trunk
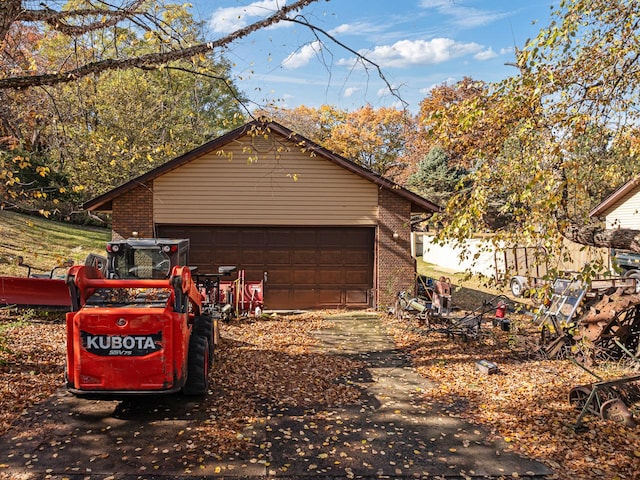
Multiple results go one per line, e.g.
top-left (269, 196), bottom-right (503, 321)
top-left (562, 221), bottom-right (640, 253)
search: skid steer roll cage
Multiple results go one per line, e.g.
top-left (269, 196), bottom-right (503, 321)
top-left (66, 264), bottom-right (203, 315)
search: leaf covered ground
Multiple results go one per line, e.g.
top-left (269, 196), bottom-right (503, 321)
top-left (1, 308), bottom-right (639, 479)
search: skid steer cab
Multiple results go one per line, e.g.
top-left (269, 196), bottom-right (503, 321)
top-left (65, 238), bottom-right (220, 399)
top-left (105, 238), bottom-right (190, 279)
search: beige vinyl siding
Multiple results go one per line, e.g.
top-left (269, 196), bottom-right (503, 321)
top-left (153, 135), bottom-right (379, 226)
top-left (605, 188), bottom-right (640, 229)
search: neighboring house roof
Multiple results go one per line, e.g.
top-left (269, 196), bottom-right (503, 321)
top-left (590, 175), bottom-right (640, 218)
top-left (83, 120), bottom-right (441, 214)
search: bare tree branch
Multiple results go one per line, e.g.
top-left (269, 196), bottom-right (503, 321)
top-left (0, 0), bottom-right (320, 90)
top-left (285, 15), bottom-right (408, 109)
top-left (15, 1), bottom-right (148, 37)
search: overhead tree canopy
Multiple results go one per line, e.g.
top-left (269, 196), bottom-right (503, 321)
top-left (0, 0), bottom-right (252, 216)
top-left (0, 0), bottom-right (317, 90)
top-left (428, 0), bottom-right (640, 259)
top-left (0, 0), bottom-right (399, 100)
top-left (0, 0), bottom-right (402, 218)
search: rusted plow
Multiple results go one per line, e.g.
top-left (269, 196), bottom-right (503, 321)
top-left (569, 362), bottom-right (640, 430)
top-left (536, 277), bottom-right (640, 362)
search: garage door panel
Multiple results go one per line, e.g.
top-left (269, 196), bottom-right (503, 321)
top-left (293, 269), bottom-right (316, 285)
top-left (242, 230), bottom-right (268, 246)
top-left (319, 249), bottom-right (342, 263)
top-left (317, 269), bottom-right (344, 284)
top-left (268, 230), bottom-right (291, 246)
top-left (347, 229), bottom-right (373, 242)
top-left (318, 247), bottom-right (345, 265)
top-left (317, 230), bottom-right (344, 246)
top-left (346, 250), bottom-right (372, 266)
top-left (292, 230), bottom-right (317, 245)
top-left (294, 289), bottom-right (319, 307)
top-left (292, 249), bottom-right (315, 264)
top-left (188, 229), bottom-right (212, 245)
top-left (346, 290), bottom-right (369, 304)
top-left (190, 251), bottom-right (213, 265)
top-left (157, 225), bottom-right (373, 309)
top-left (345, 270), bottom-right (370, 284)
top-left (216, 230), bottom-right (242, 245)
top-left (266, 250), bottom-right (290, 264)
top-left (240, 247), bottom-right (266, 263)
top-left (264, 269), bottom-right (293, 285)
top-left (215, 247), bottom-right (242, 262)
top-left (318, 289), bottom-right (342, 305)
top-left (266, 288), bottom-right (292, 308)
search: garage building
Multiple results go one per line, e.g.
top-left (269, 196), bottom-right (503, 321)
top-left (84, 120), bottom-right (439, 309)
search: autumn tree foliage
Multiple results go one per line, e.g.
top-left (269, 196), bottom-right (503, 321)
top-left (0, 0), bottom-right (321, 90)
top-left (415, 77), bottom-right (489, 170)
top-left (268, 104), bottom-right (413, 177)
top-left (0, 1), bottom-right (248, 217)
top-left (0, 23), bottom-right (72, 215)
top-left (428, 0), bottom-right (640, 260)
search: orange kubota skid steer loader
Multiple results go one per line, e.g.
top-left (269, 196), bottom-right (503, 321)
top-left (64, 238), bottom-right (229, 398)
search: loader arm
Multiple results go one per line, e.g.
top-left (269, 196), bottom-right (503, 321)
top-left (66, 265), bottom-right (204, 314)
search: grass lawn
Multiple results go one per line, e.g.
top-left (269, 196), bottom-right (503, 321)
top-left (0, 210), bottom-right (110, 277)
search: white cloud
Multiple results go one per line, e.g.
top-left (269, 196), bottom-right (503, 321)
top-left (419, 77), bottom-right (457, 95)
top-left (209, 0), bottom-right (285, 34)
top-left (282, 41), bottom-right (322, 69)
top-left (340, 38), bottom-right (484, 69)
top-left (328, 22), bottom-right (385, 37)
top-left (419, 0), bottom-right (510, 29)
top-left (474, 48), bottom-right (497, 60)
top-left (343, 87), bottom-right (360, 98)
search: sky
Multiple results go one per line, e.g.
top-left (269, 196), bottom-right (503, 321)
top-left (188, 0), bottom-right (556, 113)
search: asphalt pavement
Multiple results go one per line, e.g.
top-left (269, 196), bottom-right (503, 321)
top-left (0, 312), bottom-right (553, 479)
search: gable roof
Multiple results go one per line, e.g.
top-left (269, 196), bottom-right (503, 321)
top-left (83, 120), bottom-right (441, 214)
top-left (590, 175), bottom-right (640, 218)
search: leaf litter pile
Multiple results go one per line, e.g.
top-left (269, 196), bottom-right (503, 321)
top-left (1, 308), bottom-right (639, 479)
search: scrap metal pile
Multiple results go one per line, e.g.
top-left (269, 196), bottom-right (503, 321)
top-left (535, 277), bottom-right (640, 364)
top-left (394, 274), bottom-right (640, 428)
top-left (394, 276), bottom-right (512, 341)
top-left (533, 277), bottom-right (640, 428)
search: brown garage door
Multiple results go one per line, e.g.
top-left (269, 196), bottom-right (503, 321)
top-left (156, 226), bottom-right (374, 310)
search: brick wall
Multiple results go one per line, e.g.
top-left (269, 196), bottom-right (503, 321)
top-left (377, 188), bottom-right (416, 308)
top-left (111, 182), bottom-right (154, 240)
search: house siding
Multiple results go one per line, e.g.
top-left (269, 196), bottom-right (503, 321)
top-left (99, 122), bottom-right (435, 310)
top-left (605, 188), bottom-right (640, 229)
top-left (376, 188), bottom-right (415, 307)
top-left (152, 135), bottom-right (378, 226)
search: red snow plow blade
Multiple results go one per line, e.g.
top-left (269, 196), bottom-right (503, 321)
top-left (0, 276), bottom-right (71, 309)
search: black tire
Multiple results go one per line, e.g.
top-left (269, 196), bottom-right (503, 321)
top-left (183, 334), bottom-right (209, 396)
top-left (194, 315), bottom-right (215, 365)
